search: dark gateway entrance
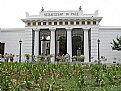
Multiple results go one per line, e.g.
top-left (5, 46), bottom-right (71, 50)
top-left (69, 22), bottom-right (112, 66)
top-left (72, 28), bottom-right (84, 56)
top-left (56, 28), bottom-right (67, 55)
top-left (0, 42), bottom-right (5, 57)
top-left (58, 36), bottom-right (67, 55)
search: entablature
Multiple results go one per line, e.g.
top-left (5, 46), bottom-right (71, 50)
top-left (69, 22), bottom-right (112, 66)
top-left (22, 9), bottom-right (102, 27)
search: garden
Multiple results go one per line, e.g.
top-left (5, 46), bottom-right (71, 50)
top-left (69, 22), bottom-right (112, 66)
top-left (0, 61), bottom-right (121, 91)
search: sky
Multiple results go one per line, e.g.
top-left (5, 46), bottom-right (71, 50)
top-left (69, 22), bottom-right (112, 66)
top-left (0, 0), bottom-right (121, 28)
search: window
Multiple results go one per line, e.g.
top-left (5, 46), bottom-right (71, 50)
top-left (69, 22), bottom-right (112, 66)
top-left (38, 22), bottom-right (41, 25)
top-left (33, 22), bottom-right (36, 26)
top-left (76, 21), bottom-right (79, 25)
top-left (59, 22), bottom-right (63, 25)
top-left (87, 21), bottom-right (90, 25)
top-left (65, 21), bottom-right (68, 25)
top-left (54, 22), bottom-right (57, 25)
top-left (82, 21), bottom-right (85, 25)
top-left (48, 22), bottom-right (52, 25)
top-left (43, 22), bottom-right (46, 25)
top-left (93, 21), bottom-right (96, 25)
top-left (70, 21), bottom-right (74, 25)
top-left (27, 23), bottom-right (31, 26)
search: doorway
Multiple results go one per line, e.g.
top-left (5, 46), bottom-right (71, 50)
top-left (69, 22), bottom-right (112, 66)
top-left (0, 42), bottom-right (5, 57)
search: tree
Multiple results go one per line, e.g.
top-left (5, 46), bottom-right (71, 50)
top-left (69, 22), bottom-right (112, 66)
top-left (111, 36), bottom-right (121, 51)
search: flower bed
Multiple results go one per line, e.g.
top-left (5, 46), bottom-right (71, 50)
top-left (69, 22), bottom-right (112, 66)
top-left (0, 62), bottom-right (121, 90)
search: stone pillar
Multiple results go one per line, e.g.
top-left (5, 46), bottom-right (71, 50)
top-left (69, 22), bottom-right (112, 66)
top-left (50, 28), bottom-right (56, 62)
top-left (84, 28), bottom-right (89, 62)
top-left (66, 28), bottom-right (72, 62)
top-left (56, 41), bottom-right (59, 54)
top-left (42, 37), bottom-right (46, 54)
top-left (41, 41), bottom-right (43, 54)
top-left (34, 30), bottom-right (39, 56)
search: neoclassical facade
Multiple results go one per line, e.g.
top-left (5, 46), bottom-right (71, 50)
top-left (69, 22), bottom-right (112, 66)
top-left (0, 7), bottom-right (121, 63)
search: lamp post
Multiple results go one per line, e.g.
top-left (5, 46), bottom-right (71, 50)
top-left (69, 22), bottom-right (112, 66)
top-left (97, 39), bottom-right (100, 64)
top-left (19, 40), bottom-right (22, 63)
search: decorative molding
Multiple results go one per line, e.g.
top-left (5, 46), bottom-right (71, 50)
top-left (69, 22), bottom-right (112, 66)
top-left (49, 27), bottom-right (56, 30)
top-left (1, 28), bottom-right (25, 32)
top-left (99, 26), bottom-right (121, 30)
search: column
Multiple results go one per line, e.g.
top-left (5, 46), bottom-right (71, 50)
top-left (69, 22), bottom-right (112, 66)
top-left (57, 41), bottom-right (59, 54)
top-left (34, 30), bottom-right (39, 56)
top-left (41, 41), bottom-right (43, 54)
top-left (50, 28), bottom-right (56, 62)
top-left (84, 28), bottom-right (89, 62)
top-left (66, 28), bottom-right (72, 62)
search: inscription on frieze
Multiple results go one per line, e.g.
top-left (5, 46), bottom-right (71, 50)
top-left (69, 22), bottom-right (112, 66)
top-left (43, 12), bottom-right (79, 17)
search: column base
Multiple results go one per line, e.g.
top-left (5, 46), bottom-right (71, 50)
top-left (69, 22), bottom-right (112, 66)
top-left (51, 57), bottom-right (55, 63)
top-left (84, 57), bottom-right (89, 62)
top-left (70, 59), bottom-right (72, 63)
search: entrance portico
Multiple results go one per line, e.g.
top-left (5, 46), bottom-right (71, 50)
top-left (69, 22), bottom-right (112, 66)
top-left (22, 7), bottom-right (102, 62)
top-left (33, 27), bottom-right (90, 62)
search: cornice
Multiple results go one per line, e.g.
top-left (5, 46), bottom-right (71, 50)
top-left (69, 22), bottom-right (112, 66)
top-left (22, 17), bottom-right (102, 22)
top-left (1, 28), bottom-right (25, 32)
top-left (99, 26), bottom-right (121, 30)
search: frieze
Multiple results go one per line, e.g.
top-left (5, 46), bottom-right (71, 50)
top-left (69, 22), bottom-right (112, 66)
top-left (43, 12), bottom-right (79, 17)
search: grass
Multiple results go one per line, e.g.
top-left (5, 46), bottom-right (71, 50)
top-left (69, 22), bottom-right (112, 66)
top-left (0, 62), bottom-right (121, 91)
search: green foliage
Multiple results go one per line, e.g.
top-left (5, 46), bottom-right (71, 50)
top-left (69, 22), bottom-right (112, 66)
top-left (24, 54), bottom-right (30, 62)
top-left (111, 36), bottom-right (121, 51)
top-left (77, 55), bottom-right (85, 62)
top-left (77, 67), bottom-right (85, 90)
top-left (37, 54), bottom-right (45, 61)
top-left (47, 54), bottom-right (53, 58)
top-left (0, 62), bottom-right (121, 90)
top-left (90, 64), bottom-right (105, 86)
top-left (9, 53), bottom-right (14, 62)
top-left (0, 54), bottom-right (2, 58)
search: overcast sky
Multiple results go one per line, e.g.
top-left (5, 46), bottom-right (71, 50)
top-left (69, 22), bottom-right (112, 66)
top-left (0, 0), bottom-right (121, 28)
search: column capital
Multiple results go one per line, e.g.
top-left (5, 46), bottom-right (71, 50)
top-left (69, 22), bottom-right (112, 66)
top-left (66, 27), bottom-right (73, 30)
top-left (49, 27), bottom-right (56, 31)
top-left (33, 28), bottom-right (40, 31)
top-left (83, 27), bottom-right (90, 31)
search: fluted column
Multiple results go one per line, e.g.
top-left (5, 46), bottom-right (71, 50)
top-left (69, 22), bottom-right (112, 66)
top-left (34, 30), bottom-right (39, 56)
top-left (66, 28), bottom-right (72, 62)
top-left (50, 28), bottom-right (56, 62)
top-left (84, 28), bottom-right (89, 62)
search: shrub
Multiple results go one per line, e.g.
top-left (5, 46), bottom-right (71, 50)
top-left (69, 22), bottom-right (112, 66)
top-left (9, 53), bottom-right (14, 62)
top-left (24, 54), bottom-right (30, 62)
top-left (77, 55), bottom-right (85, 62)
top-left (72, 56), bottom-right (77, 61)
top-left (37, 54), bottom-right (45, 61)
top-left (0, 54), bottom-right (2, 59)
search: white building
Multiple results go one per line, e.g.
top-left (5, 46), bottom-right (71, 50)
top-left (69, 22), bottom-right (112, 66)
top-left (0, 7), bottom-right (121, 63)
